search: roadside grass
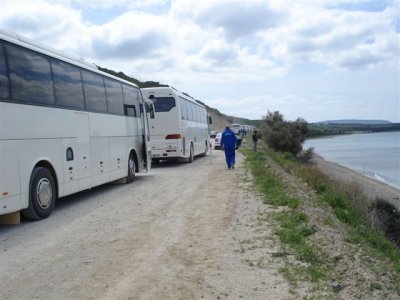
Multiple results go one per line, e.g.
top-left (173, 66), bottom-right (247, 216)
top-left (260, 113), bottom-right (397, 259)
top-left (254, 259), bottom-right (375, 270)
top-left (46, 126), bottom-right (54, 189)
top-left (268, 149), bottom-right (400, 271)
top-left (241, 145), bottom-right (330, 287)
top-left (241, 139), bottom-right (400, 293)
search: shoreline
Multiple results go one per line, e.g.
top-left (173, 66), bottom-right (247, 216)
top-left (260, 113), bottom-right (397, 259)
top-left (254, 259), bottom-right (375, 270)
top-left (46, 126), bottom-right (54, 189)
top-left (311, 154), bottom-right (400, 210)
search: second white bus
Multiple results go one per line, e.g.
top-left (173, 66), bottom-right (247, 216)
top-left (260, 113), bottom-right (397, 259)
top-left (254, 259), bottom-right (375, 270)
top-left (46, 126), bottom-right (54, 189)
top-left (141, 87), bottom-right (210, 163)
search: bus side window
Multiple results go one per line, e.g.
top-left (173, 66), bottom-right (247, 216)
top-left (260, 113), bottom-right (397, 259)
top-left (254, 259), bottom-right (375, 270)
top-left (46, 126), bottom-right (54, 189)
top-left (0, 43), bottom-right (9, 99)
top-left (82, 71), bottom-right (107, 112)
top-left (53, 60), bottom-right (85, 109)
top-left (124, 105), bottom-right (136, 117)
top-left (179, 97), bottom-right (187, 120)
top-left (123, 85), bottom-right (140, 117)
top-left (187, 101), bottom-right (194, 121)
top-left (6, 44), bottom-right (54, 105)
top-left (105, 79), bottom-right (124, 115)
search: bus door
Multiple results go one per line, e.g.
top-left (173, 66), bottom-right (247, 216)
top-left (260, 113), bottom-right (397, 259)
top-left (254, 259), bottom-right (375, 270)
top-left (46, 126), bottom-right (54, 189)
top-left (142, 99), bottom-right (153, 172)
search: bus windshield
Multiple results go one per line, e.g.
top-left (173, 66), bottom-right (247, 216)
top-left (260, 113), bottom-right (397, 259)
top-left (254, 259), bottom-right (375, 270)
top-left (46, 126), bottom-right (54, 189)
top-left (151, 97), bottom-right (175, 112)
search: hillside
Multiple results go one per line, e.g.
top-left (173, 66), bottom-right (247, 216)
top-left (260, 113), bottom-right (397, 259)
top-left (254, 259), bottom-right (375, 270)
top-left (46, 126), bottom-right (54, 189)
top-left (98, 66), bottom-right (259, 131)
top-left (309, 122), bottom-right (400, 137)
top-left (317, 119), bottom-right (392, 125)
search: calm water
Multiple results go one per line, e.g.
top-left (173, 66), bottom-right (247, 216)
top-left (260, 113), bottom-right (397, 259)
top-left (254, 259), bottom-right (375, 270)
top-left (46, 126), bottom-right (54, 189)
top-left (304, 131), bottom-right (400, 189)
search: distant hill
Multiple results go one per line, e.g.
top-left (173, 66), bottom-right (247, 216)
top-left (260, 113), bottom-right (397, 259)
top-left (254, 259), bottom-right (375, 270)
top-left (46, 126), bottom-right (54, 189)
top-left (309, 122), bottom-right (400, 138)
top-left (98, 65), bottom-right (260, 131)
top-left (98, 66), bottom-right (168, 88)
top-left (317, 119), bottom-right (392, 125)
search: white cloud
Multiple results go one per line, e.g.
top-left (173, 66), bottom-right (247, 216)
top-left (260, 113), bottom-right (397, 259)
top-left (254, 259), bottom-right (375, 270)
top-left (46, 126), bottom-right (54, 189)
top-left (261, 3), bottom-right (399, 70)
top-left (0, 0), bottom-right (398, 121)
top-left (69, 0), bottom-right (166, 9)
top-left (0, 0), bottom-right (90, 55)
top-left (171, 0), bottom-right (284, 40)
top-left (89, 12), bottom-right (172, 59)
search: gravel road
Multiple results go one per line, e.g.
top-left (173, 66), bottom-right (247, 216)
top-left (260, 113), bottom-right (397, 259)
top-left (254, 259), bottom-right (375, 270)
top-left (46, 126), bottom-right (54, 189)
top-left (0, 150), bottom-right (290, 300)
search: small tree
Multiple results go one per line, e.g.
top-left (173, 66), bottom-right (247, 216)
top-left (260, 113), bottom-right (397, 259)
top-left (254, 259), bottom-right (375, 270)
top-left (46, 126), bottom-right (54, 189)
top-left (261, 111), bottom-right (309, 156)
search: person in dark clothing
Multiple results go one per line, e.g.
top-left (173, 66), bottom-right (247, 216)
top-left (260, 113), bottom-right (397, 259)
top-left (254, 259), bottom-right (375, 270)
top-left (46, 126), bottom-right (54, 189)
top-left (221, 126), bottom-right (237, 169)
top-left (252, 130), bottom-right (258, 152)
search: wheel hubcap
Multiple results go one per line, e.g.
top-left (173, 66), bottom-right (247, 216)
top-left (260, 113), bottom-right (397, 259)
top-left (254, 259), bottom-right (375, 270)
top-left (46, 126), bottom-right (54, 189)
top-left (36, 178), bottom-right (52, 209)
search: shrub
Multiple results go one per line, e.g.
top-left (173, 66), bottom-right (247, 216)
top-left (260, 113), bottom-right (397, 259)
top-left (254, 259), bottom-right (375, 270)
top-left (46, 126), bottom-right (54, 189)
top-left (260, 111), bottom-right (309, 156)
top-left (370, 199), bottom-right (400, 247)
top-left (298, 147), bottom-right (314, 162)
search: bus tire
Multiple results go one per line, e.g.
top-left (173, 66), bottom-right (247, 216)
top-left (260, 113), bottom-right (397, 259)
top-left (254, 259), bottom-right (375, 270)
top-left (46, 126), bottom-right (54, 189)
top-left (199, 140), bottom-right (208, 157)
top-left (187, 144), bottom-right (194, 163)
top-left (22, 167), bottom-right (56, 220)
top-left (127, 154), bottom-right (136, 183)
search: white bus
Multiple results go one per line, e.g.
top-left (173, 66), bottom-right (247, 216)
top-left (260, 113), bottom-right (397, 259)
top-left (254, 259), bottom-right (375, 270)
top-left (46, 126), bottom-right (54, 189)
top-left (231, 123), bottom-right (242, 134)
top-left (141, 87), bottom-right (209, 163)
top-left (0, 29), bottom-right (153, 220)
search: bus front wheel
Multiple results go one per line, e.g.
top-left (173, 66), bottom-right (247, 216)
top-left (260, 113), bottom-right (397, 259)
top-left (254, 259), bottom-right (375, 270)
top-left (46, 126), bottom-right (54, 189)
top-left (22, 167), bottom-right (56, 220)
top-left (127, 154), bottom-right (136, 183)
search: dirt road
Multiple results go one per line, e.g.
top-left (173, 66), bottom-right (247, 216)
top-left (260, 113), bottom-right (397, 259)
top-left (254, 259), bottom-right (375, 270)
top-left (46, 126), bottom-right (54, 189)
top-left (0, 151), bottom-right (290, 300)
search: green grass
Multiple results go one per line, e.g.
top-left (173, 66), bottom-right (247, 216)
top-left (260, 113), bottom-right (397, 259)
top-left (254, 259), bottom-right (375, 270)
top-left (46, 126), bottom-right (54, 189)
top-left (240, 137), bottom-right (400, 293)
top-left (241, 146), bottom-right (328, 286)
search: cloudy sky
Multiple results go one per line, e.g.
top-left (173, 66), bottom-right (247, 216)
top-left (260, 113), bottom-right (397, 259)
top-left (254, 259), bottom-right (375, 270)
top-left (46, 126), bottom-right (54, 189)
top-left (1, 0), bottom-right (399, 122)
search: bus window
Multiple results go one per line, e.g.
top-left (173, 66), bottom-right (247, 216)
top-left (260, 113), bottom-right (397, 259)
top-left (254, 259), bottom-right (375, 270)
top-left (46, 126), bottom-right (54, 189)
top-left (179, 97), bottom-right (187, 119)
top-left (6, 44), bottom-right (54, 105)
top-left (122, 85), bottom-right (140, 117)
top-left (188, 102), bottom-right (195, 121)
top-left (195, 106), bottom-right (201, 122)
top-left (0, 44), bottom-right (9, 99)
top-left (82, 71), bottom-right (107, 112)
top-left (124, 105), bottom-right (136, 117)
top-left (105, 79), bottom-right (124, 115)
top-left (151, 97), bottom-right (175, 112)
top-left (53, 60), bottom-right (85, 109)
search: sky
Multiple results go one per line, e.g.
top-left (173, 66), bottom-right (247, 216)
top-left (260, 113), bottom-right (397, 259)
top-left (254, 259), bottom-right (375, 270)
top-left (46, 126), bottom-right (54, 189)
top-left (1, 0), bottom-right (399, 122)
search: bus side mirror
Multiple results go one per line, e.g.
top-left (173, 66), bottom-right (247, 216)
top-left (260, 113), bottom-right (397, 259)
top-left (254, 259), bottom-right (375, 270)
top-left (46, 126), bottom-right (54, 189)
top-left (146, 103), bottom-right (155, 119)
top-left (208, 116), bottom-right (212, 125)
top-left (147, 95), bottom-right (155, 119)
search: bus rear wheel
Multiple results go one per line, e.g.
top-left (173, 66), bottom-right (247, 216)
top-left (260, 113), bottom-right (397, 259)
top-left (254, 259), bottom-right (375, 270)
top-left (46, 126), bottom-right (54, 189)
top-left (127, 154), bottom-right (136, 183)
top-left (22, 167), bottom-right (56, 220)
top-left (199, 140), bottom-right (208, 157)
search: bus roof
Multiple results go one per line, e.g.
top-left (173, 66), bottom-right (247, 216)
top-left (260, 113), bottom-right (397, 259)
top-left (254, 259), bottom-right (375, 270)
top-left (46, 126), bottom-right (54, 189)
top-left (0, 28), bottom-right (139, 89)
top-left (141, 86), bottom-right (205, 107)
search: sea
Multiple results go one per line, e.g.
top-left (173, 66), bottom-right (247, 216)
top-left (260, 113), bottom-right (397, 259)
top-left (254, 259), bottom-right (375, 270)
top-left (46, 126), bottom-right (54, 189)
top-left (304, 131), bottom-right (400, 189)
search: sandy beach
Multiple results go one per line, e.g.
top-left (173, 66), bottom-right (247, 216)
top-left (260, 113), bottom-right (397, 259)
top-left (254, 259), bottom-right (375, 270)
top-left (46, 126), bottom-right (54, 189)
top-left (312, 155), bottom-right (400, 210)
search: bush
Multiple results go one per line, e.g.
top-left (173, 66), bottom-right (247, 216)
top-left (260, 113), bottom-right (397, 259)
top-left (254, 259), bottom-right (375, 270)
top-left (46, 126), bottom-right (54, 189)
top-left (370, 199), bottom-right (400, 247)
top-left (298, 147), bottom-right (314, 162)
top-left (260, 111), bottom-right (309, 156)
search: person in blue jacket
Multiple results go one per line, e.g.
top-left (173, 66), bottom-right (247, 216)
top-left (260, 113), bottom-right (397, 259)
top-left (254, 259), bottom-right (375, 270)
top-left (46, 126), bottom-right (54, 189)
top-left (221, 126), bottom-right (238, 169)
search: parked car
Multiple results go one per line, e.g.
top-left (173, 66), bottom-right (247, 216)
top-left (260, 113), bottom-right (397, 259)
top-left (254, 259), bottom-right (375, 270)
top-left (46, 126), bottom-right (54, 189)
top-left (214, 132), bottom-right (222, 149)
